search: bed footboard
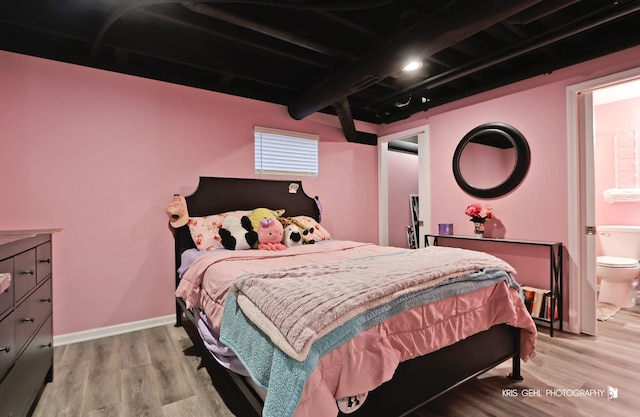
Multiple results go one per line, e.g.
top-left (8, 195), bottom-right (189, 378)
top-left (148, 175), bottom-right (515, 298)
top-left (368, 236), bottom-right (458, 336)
top-left (338, 324), bottom-right (522, 416)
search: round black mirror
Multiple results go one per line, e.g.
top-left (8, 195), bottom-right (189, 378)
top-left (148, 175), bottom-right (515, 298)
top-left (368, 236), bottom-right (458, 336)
top-left (452, 123), bottom-right (530, 199)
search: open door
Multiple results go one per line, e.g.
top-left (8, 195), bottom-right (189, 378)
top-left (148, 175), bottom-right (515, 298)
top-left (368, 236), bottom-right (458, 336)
top-left (568, 68), bottom-right (640, 334)
top-left (578, 91), bottom-right (597, 335)
top-left (379, 125), bottom-right (430, 248)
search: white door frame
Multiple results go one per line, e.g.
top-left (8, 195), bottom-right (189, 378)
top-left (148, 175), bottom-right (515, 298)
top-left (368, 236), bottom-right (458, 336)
top-left (566, 66), bottom-right (640, 334)
top-left (378, 125), bottom-right (431, 247)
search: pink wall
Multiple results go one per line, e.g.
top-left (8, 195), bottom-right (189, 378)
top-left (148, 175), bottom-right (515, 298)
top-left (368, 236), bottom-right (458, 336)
top-left (380, 45), bottom-right (640, 313)
top-left (421, 84), bottom-right (568, 291)
top-left (5, 42), bottom-right (640, 335)
top-left (387, 150), bottom-right (419, 248)
top-left (594, 97), bottom-right (640, 234)
top-left (0, 51), bottom-right (378, 335)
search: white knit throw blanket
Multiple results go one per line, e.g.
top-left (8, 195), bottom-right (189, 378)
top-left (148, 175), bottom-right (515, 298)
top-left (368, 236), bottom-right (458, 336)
top-left (231, 246), bottom-right (515, 361)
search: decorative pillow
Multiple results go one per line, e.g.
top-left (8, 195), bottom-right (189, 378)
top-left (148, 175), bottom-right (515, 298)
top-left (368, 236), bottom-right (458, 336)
top-left (292, 215), bottom-right (332, 242)
top-left (188, 210), bottom-right (251, 251)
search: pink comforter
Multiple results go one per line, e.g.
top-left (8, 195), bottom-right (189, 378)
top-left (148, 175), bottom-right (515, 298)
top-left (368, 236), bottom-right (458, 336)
top-left (175, 241), bottom-right (537, 417)
top-left (297, 281), bottom-right (536, 416)
top-left (176, 241), bottom-right (402, 331)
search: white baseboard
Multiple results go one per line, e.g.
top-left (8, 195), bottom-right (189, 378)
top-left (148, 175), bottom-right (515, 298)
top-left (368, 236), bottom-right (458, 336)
top-left (53, 314), bottom-right (175, 347)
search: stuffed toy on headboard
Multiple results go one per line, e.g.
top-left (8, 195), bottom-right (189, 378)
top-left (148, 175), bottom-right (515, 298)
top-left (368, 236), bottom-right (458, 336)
top-left (166, 194), bottom-right (189, 228)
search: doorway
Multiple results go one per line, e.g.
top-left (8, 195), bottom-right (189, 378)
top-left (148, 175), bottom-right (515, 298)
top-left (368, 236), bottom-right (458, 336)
top-left (567, 67), bottom-right (640, 335)
top-left (378, 125), bottom-right (430, 248)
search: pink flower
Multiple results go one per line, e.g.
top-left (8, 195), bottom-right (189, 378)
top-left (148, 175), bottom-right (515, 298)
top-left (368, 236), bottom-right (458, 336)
top-left (465, 203), bottom-right (482, 217)
top-left (465, 203), bottom-right (493, 222)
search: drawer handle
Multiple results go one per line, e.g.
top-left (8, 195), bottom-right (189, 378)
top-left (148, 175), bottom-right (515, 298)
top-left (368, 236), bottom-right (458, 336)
top-left (21, 270), bottom-right (34, 276)
top-left (40, 342), bottom-right (52, 349)
top-left (0, 345), bottom-right (10, 353)
top-left (39, 258), bottom-right (51, 264)
top-left (22, 317), bottom-right (35, 323)
top-left (40, 297), bottom-right (52, 303)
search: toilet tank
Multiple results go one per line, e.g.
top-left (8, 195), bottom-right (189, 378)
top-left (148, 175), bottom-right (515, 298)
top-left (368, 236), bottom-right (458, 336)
top-left (597, 225), bottom-right (640, 259)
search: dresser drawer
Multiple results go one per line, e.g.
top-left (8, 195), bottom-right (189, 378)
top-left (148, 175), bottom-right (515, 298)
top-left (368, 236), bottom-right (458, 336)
top-left (0, 232), bottom-right (54, 417)
top-left (0, 313), bottom-right (15, 380)
top-left (0, 315), bottom-right (52, 417)
top-left (14, 279), bottom-right (52, 356)
top-left (13, 249), bottom-right (36, 303)
top-left (36, 242), bottom-right (52, 284)
top-left (0, 258), bottom-right (12, 316)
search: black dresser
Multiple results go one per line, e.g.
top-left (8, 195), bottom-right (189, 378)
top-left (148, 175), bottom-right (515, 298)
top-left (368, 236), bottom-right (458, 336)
top-left (0, 232), bottom-right (54, 417)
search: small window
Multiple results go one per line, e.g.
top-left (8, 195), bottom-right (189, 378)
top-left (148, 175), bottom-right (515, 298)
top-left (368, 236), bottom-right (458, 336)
top-left (254, 126), bottom-right (319, 177)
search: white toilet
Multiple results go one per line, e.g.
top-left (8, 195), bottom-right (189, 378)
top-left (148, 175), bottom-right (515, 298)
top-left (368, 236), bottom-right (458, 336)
top-left (596, 225), bottom-right (640, 308)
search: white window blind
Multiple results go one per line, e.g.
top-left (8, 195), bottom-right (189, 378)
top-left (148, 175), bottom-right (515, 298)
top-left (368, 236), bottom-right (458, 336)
top-left (254, 126), bottom-right (319, 177)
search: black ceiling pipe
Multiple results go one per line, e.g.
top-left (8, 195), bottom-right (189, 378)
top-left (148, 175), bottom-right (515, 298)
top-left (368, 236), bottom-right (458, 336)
top-left (287, 0), bottom-right (542, 120)
top-left (333, 98), bottom-right (377, 145)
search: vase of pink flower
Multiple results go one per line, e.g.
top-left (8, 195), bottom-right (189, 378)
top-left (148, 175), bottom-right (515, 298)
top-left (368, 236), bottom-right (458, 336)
top-left (465, 203), bottom-right (493, 238)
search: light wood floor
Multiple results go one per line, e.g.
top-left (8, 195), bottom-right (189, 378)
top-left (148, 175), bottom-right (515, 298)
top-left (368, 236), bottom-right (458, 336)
top-left (33, 303), bottom-right (640, 417)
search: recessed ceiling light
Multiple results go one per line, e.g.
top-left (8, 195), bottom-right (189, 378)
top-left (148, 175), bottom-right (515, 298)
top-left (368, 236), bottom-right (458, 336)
top-left (402, 60), bottom-right (423, 72)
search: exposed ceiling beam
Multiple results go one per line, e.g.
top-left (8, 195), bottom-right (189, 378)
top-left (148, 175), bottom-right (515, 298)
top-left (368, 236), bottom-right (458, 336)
top-left (367, 0), bottom-right (640, 117)
top-left (182, 3), bottom-right (357, 61)
top-left (143, 8), bottom-right (337, 69)
top-left (287, 0), bottom-right (542, 120)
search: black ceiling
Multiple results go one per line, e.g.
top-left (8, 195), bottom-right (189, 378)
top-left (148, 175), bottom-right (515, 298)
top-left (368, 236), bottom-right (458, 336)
top-left (2, 1), bottom-right (640, 142)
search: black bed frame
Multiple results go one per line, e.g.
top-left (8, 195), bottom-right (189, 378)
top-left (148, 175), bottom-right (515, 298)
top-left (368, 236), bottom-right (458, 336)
top-left (172, 176), bottom-right (524, 417)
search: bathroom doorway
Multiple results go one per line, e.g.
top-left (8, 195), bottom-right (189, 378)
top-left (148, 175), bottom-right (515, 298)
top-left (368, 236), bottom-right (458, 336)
top-left (568, 68), bottom-right (640, 335)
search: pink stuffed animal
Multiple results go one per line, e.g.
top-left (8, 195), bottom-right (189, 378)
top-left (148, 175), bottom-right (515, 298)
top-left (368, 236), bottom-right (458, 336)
top-left (257, 218), bottom-right (286, 250)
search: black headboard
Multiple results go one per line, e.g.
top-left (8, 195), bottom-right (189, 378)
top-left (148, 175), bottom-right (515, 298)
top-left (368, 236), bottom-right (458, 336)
top-left (172, 177), bottom-right (321, 269)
